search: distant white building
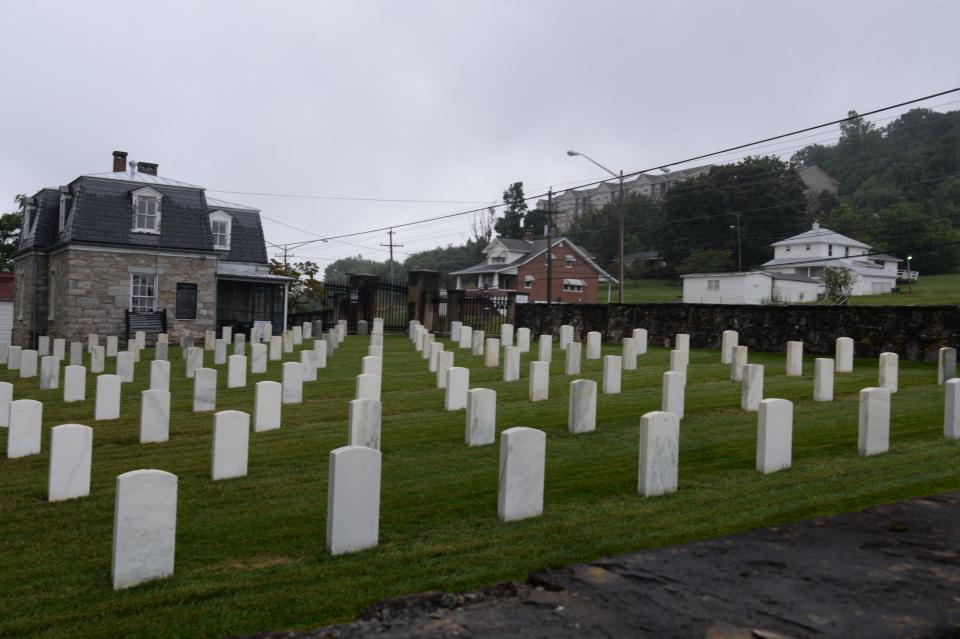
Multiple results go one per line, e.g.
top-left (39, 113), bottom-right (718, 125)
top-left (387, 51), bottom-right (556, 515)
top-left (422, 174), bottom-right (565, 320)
top-left (681, 271), bottom-right (822, 305)
top-left (534, 165), bottom-right (713, 231)
top-left (761, 222), bottom-right (900, 296)
top-left (682, 222), bottom-right (902, 304)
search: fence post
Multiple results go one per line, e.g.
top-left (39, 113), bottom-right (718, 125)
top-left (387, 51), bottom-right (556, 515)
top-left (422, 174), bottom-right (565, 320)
top-left (407, 270), bottom-right (441, 328)
top-left (446, 289), bottom-right (464, 332)
top-left (505, 291), bottom-right (517, 326)
top-left (349, 273), bottom-right (381, 326)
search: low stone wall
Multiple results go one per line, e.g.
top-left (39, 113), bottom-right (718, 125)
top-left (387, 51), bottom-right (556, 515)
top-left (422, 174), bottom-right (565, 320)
top-left (515, 303), bottom-right (960, 361)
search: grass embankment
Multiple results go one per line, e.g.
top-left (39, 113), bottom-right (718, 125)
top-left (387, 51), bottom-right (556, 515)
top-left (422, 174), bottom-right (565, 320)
top-left (0, 336), bottom-right (958, 637)
top-left (608, 272), bottom-right (960, 305)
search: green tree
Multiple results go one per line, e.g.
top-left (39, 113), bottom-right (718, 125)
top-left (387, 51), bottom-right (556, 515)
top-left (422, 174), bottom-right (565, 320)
top-left (269, 259), bottom-right (325, 311)
top-left (0, 195), bottom-right (25, 271)
top-left (566, 194), bottom-right (664, 271)
top-left (875, 202), bottom-right (960, 274)
top-left (493, 182), bottom-right (527, 239)
top-left (321, 255), bottom-right (394, 281)
top-left (677, 249), bottom-right (734, 274)
top-left (403, 240), bottom-right (485, 288)
top-left (823, 266), bottom-right (856, 303)
top-left (656, 157), bottom-right (807, 269)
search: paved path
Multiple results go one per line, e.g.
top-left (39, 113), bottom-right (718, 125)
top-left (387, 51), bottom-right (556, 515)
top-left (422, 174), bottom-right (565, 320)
top-left (251, 492), bottom-right (960, 638)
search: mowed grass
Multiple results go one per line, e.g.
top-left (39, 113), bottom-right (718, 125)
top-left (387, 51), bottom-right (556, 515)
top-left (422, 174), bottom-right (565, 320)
top-left (0, 335), bottom-right (958, 638)
top-left (608, 271), bottom-right (960, 305)
top-left (848, 271), bottom-right (960, 305)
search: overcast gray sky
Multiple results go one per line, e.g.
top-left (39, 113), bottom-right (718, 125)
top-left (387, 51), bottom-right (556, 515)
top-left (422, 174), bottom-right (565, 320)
top-left (2, 0), bottom-right (959, 265)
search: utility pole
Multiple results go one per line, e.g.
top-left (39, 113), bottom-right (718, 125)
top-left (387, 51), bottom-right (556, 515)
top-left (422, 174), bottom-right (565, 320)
top-left (380, 227), bottom-right (404, 280)
top-left (546, 189), bottom-right (553, 305)
top-left (282, 244), bottom-right (290, 268)
top-left (618, 170), bottom-right (625, 304)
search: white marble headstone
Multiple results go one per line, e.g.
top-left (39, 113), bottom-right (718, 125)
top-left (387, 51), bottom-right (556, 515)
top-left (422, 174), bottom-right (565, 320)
top-left (211, 410), bottom-right (250, 480)
top-left (458, 325), bottom-right (473, 350)
top-left (516, 327), bottom-right (530, 353)
top-left (0, 381), bottom-right (11, 427)
top-left (356, 372), bottom-right (382, 401)
top-left (674, 333), bottom-right (690, 352)
top-left (436, 351), bottom-right (454, 389)
top-left (348, 398), bottom-right (381, 450)
top-left (661, 370), bottom-right (685, 419)
top-left (254, 381), bottom-right (282, 432)
top-left (945, 378), bottom-right (960, 440)
top-left (7, 399), bottom-right (42, 458)
top-left (498, 427), bottom-right (545, 522)
top-left (185, 347), bottom-right (203, 379)
top-left (52, 338), bottom-right (66, 360)
top-left (214, 339), bottom-right (227, 366)
top-left (813, 358), bottom-right (834, 402)
top-left (500, 323), bottom-right (514, 348)
top-left (7, 345), bottom-right (21, 370)
top-left (269, 336), bottom-right (282, 361)
top-left (37, 335), bottom-right (49, 356)
top-left (90, 345), bottom-right (105, 374)
top-left (70, 341), bottom-right (83, 366)
top-left (471, 329), bottom-right (485, 356)
top-left (939, 347), bottom-right (957, 385)
top-left (538, 334), bottom-right (552, 363)
top-left (835, 337), bottom-right (854, 373)
top-left (361, 355), bottom-right (382, 377)
top-left (251, 343), bottom-right (268, 374)
top-left (140, 389), bottom-right (171, 443)
top-left (106, 335), bottom-right (118, 357)
top-left (228, 354), bottom-right (247, 388)
top-left (503, 346), bottom-right (520, 382)
top-left (326, 446), bottom-right (381, 555)
top-left (603, 355), bottom-right (622, 394)
top-left (116, 351), bottom-right (134, 383)
top-left (428, 342), bottom-right (444, 373)
top-left (859, 387), bottom-right (891, 457)
top-left (149, 359), bottom-right (170, 392)
top-left (193, 367), bottom-right (217, 412)
top-left (731, 345), bottom-right (748, 382)
top-left (300, 350), bottom-right (318, 382)
top-left (757, 398), bottom-right (793, 474)
top-left (445, 366), bottom-right (469, 411)
top-left (48, 424), bottom-right (92, 501)
top-left (112, 469), bottom-right (177, 590)
top-left (20, 349), bottom-right (38, 378)
top-left (879, 352), bottom-right (898, 393)
top-left (721, 330), bottom-right (739, 365)
top-left (786, 341), bottom-right (803, 377)
top-left (633, 328), bottom-right (648, 355)
top-left (314, 340), bottom-right (327, 368)
top-left (564, 341), bottom-right (582, 375)
top-left (568, 379), bottom-right (597, 434)
top-left (622, 337), bottom-right (637, 371)
top-left (559, 325), bottom-right (573, 351)
top-left (484, 338), bottom-right (500, 368)
top-left (40, 355), bottom-right (60, 389)
top-left (95, 374), bottom-right (121, 420)
top-left (741, 363), bottom-right (764, 412)
top-left (63, 365), bottom-right (86, 402)
top-left (638, 411), bottom-right (679, 496)
top-left (465, 388), bottom-right (496, 447)
top-left (586, 331), bottom-right (602, 360)
top-left (281, 362), bottom-right (303, 404)
top-left (529, 360), bottom-right (549, 402)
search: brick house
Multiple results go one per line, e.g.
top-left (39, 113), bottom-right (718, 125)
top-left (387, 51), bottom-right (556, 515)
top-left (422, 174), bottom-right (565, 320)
top-left (12, 151), bottom-right (291, 347)
top-left (450, 235), bottom-right (616, 303)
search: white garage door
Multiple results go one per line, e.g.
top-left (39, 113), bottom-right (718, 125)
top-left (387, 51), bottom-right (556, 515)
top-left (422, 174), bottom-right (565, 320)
top-left (0, 301), bottom-right (12, 343)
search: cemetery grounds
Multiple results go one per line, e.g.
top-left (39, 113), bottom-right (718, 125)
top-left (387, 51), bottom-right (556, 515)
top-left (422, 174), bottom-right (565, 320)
top-left (0, 334), bottom-right (958, 637)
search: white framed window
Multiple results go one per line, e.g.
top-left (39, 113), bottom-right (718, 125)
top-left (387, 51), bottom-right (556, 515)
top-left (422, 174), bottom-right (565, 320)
top-left (209, 211), bottom-right (233, 250)
top-left (524, 275), bottom-right (534, 289)
top-left (130, 273), bottom-right (157, 312)
top-left (48, 270), bottom-right (55, 320)
top-left (562, 278), bottom-right (585, 292)
top-left (131, 187), bottom-right (163, 234)
top-left (828, 244), bottom-right (833, 256)
top-left (58, 193), bottom-right (71, 231)
top-left (564, 255), bottom-right (575, 268)
top-left (707, 279), bottom-right (720, 290)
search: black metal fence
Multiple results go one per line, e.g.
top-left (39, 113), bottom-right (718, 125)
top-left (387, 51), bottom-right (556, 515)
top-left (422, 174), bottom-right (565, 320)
top-left (461, 292), bottom-right (509, 334)
top-left (371, 278), bottom-right (408, 332)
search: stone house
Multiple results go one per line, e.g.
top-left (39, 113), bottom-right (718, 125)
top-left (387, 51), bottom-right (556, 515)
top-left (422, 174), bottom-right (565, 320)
top-left (12, 151), bottom-right (291, 347)
top-left (449, 235), bottom-right (616, 304)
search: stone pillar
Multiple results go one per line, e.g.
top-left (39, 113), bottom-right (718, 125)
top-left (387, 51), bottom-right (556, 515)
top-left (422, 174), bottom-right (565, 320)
top-left (407, 270), bottom-right (441, 329)
top-left (445, 289), bottom-right (464, 335)
top-left (349, 273), bottom-right (381, 326)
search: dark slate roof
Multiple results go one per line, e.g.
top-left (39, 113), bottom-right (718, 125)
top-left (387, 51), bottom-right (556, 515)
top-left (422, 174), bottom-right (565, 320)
top-left (496, 238), bottom-right (547, 253)
top-left (208, 204), bottom-right (269, 264)
top-left (60, 177), bottom-right (215, 252)
top-left (17, 188), bottom-right (60, 252)
top-left (14, 175), bottom-right (270, 265)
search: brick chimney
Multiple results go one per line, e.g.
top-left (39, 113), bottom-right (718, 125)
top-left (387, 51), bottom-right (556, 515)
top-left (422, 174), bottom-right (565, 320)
top-left (136, 161), bottom-right (158, 176)
top-left (112, 150), bottom-right (128, 172)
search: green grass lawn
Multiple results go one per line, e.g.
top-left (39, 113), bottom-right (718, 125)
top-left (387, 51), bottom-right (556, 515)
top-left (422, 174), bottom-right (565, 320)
top-left (607, 272), bottom-right (960, 305)
top-left (605, 278), bottom-right (682, 303)
top-left (0, 336), bottom-right (958, 638)
top-left (848, 271), bottom-right (960, 305)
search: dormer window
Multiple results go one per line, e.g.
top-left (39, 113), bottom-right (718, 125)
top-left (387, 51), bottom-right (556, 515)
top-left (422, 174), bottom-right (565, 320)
top-left (131, 187), bottom-right (163, 234)
top-left (58, 192), bottom-right (72, 231)
top-left (209, 211), bottom-right (232, 250)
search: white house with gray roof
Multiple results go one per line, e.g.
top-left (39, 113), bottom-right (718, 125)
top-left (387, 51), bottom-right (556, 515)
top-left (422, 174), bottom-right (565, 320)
top-left (12, 150), bottom-right (291, 346)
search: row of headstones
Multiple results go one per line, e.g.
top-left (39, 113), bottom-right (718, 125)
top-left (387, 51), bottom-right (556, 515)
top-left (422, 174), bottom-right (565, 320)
top-left (1, 321), bottom-right (359, 458)
top-left (111, 317), bottom-right (385, 589)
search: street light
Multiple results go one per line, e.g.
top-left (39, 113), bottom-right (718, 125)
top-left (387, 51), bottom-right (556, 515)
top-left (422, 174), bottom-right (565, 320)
top-left (907, 255), bottom-right (913, 294)
top-left (567, 150), bottom-right (625, 303)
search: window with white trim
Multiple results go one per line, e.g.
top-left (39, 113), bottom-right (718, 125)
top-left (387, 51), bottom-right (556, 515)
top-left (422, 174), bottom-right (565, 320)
top-left (562, 278), bottom-right (585, 292)
top-left (707, 279), bottom-right (720, 290)
top-left (524, 275), bottom-right (534, 289)
top-left (564, 255), bottom-right (575, 268)
top-left (130, 273), bottom-right (157, 312)
top-left (59, 193), bottom-right (71, 231)
top-left (131, 187), bottom-right (162, 233)
top-left (209, 211), bottom-right (232, 250)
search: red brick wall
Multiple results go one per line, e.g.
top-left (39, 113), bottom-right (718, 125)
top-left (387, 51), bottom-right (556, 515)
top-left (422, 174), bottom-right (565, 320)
top-left (517, 242), bottom-right (604, 303)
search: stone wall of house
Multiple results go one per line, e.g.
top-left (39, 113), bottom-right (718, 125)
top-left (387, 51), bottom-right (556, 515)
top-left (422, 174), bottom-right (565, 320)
top-left (61, 249), bottom-right (217, 344)
top-left (516, 302), bottom-right (960, 362)
top-left (12, 253), bottom-right (50, 348)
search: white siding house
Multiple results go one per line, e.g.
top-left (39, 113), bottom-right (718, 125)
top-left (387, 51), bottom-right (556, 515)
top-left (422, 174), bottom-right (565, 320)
top-left (762, 222), bottom-right (900, 296)
top-left (681, 272), bottom-right (822, 305)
